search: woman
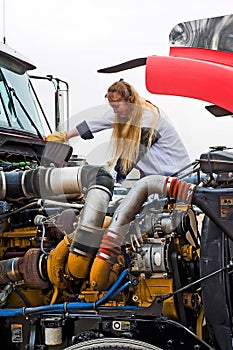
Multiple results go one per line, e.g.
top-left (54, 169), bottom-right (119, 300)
top-left (46, 80), bottom-right (191, 182)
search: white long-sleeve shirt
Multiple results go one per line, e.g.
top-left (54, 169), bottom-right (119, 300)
top-left (76, 107), bottom-right (191, 178)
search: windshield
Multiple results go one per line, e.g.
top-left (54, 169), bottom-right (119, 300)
top-left (0, 68), bottom-right (45, 136)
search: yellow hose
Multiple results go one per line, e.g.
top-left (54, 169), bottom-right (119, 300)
top-left (50, 285), bottom-right (59, 305)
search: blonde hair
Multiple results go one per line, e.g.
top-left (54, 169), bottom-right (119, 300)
top-left (106, 81), bottom-right (159, 175)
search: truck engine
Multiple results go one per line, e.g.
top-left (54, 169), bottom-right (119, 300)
top-left (1, 141), bottom-right (231, 350)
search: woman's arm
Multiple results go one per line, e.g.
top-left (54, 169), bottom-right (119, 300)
top-left (47, 110), bottom-right (114, 142)
top-left (66, 128), bottom-right (79, 140)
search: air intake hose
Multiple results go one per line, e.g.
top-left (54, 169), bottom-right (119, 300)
top-left (90, 175), bottom-right (196, 290)
top-left (0, 165), bottom-right (113, 201)
top-left (0, 165), bottom-right (114, 286)
top-left (0, 166), bottom-right (82, 200)
top-left (68, 165), bottom-right (114, 279)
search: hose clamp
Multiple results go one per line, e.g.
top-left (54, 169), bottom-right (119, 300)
top-left (6, 258), bottom-right (22, 282)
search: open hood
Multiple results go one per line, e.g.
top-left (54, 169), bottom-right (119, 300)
top-left (98, 14), bottom-right (233, 115)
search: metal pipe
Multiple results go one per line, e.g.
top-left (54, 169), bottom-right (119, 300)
top-left (90, 175), bottom-right (196, 290)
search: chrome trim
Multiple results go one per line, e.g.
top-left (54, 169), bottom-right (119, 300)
top-left (6, 258), bottom-right (22, 282)
top-left (0, 171), bottom-right (6, 199)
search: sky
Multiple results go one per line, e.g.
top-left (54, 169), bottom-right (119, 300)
top-left (2, 0), bottom-right (233, 165)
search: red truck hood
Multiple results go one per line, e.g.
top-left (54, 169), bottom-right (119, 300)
top-left (146, 47), bottom-right (233, 113)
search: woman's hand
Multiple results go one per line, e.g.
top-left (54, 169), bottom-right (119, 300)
top-left (45, 131), bottom-right (68, 143)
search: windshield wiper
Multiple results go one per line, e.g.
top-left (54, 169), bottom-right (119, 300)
top-left (9, 87), bottom-right (43, 140)
top-left (0, 71), bottom-right (25, 130)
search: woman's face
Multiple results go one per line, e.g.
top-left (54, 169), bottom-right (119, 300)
top-left (107, 92), bottom-right (129, 118)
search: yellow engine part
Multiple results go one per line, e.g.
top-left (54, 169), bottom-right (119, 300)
top-left (196, 307), bottom-right (208, 340)
top-left (47, 234), bottom-right (73, 289)
top-left (134, 277), bottom-right (178, 320)
top-left (67, 252), bottom-right (92, 279)
top-left (90, 258), bottom-right (113, 291)
top-left (0, 227), bottom-right (36, 258)
top-left (103, 216), bottom-right (112, 228)
top-left (66, 215), bottom-right (112, 280)
top-left (6, 288), bottom-right (46, 308)
top-left (90, 253), bottom-right (125, 291)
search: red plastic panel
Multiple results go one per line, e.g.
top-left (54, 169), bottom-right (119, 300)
top-left (145, 55), bottom-right (233, 113)
top-left (170, 47), bottom-right (233, 68)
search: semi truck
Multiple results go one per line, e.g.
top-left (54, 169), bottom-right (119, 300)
top-left (0, 13), bottom-right (232, 350)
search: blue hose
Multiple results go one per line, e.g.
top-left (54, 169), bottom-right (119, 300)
top-left (101, 281), bottom-right (131, 304)
top-left (96, 268), bottom-right (129, 306)
top-left (0, 269), bottom-right (131, 317)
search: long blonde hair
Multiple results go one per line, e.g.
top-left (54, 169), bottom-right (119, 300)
top-left (106, 80), bottom-right (159, 174)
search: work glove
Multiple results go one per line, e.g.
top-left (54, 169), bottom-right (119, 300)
top-left (46, 131), bottom-right (68, 143)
